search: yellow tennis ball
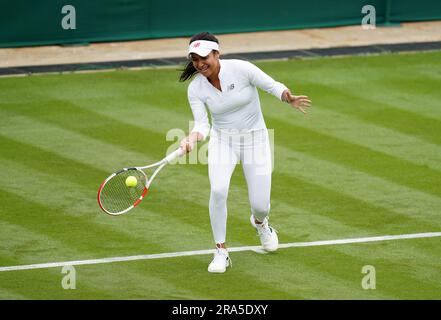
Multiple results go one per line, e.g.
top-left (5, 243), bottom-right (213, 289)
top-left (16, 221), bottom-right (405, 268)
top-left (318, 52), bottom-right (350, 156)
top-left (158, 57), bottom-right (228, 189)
top-left (125, 176), bottom-right (138, 188)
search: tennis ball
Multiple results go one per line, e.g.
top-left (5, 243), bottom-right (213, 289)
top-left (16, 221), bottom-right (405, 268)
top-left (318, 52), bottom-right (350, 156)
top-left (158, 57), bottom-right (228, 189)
top-left (125, 176), bottom-right (138, 188)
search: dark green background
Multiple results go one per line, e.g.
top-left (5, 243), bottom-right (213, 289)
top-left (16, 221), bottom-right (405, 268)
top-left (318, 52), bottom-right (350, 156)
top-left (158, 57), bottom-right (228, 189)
top-left (1, 0), bottom-right (440, 48)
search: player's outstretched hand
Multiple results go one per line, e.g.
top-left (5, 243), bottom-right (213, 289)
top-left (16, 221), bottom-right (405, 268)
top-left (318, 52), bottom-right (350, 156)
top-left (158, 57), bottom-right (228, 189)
top-left (282, 90), bottom-right (312, 114)
top-left (289, 95), bottom-right (312, 114)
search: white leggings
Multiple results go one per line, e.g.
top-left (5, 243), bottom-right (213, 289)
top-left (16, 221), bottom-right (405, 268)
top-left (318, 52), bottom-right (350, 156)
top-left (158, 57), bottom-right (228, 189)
top-left (208, 128), bottom-right (272, 244)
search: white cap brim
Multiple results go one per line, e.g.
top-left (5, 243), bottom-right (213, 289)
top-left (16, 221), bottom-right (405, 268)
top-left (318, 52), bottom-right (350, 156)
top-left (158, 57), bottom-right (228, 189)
top-left (188, 40), bottom-right (219, 58)
top-left (189, 47), bottom-right (213, 57)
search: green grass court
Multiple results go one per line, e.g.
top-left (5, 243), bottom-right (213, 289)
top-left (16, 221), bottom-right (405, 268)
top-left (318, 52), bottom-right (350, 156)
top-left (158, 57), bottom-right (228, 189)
top-left (0, 51), bottom-right (440, 299)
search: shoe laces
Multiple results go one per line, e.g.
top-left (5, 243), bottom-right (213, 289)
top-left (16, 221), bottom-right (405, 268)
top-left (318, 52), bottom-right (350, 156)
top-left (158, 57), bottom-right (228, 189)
top-left (214, 248), bottom-right (232, 267)
top-left (257, 223), bottom-right (277, 240)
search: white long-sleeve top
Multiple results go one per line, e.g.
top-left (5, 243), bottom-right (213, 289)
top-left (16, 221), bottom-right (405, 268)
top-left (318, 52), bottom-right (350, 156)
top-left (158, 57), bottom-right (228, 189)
top-left (187, 59), bottom-right (288, 139)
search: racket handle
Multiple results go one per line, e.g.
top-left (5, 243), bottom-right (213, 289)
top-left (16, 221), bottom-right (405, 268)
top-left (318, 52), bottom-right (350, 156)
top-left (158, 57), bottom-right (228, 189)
top-left (165, 148), bottom-right (184, 163)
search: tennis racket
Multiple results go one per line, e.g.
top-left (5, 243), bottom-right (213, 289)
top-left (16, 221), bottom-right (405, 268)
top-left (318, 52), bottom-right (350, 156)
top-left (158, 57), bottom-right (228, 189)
top-left (97, 148), bottom-right (184, 216)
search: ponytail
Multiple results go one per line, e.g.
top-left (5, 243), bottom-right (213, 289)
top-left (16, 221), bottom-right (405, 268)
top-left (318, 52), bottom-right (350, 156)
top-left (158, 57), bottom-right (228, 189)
top-left (179, 61), bottom-right (198, 82)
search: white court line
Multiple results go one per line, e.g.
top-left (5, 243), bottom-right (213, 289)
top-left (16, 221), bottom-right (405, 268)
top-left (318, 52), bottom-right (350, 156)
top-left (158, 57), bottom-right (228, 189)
top-left (1, 232), bottom-right (440, 272)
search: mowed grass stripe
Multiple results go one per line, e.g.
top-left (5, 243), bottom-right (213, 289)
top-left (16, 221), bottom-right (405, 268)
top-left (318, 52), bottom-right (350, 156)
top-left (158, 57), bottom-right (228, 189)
top-left (63, 97), bottom-right (438, 242)
top-left (0, 255), bottom-right (195, 300)
top-left (0, 219), bottom-right (86, 267)
top-left (78, 255), bottom-right (294, 300)
top-left (2, 219), bottom-right (436, 298)
top-left (0, 221), bottom-right (133, 299)
top-left (0, 191), bottom-right (291, 299)
top-left (72, 95), bottom-right (440, 232)
top-left (0, 184), bottom-right (165, 259)
top-left (235, 248), bottom-right (393, 299)
top-left (0, 68), bottom-right (186, 105)
top-left (270, 170), bottom-right (441, 291)
top-left (0, 172), bottom-right (434, 300)
top-left (255, 51), bottom-right (441, 121)
top-left (262, 101), bottom-right (441, 172)
top-left (117, 234), bottom-right (437, 299)
top-left (0, 118), bottom-right (221, 249)
top-left (267, 116), bottom-right (441, 198)
top-left (6, 232), bottom-right (436, 298)
top-left (0, 110), bottom-right (428, 240)
top-left (33, 90), bottom-right (436, 235)
top-left (0, 135), bottom-right (107, 189)
top-left (0, 211), bottom-right (191, 299)
top-left (119, 250), bottom-right (388, 299)
top-left (0, 192), bottom-right (219, 299)
top-left (0, 112), bottom-right (304, 252)
top-left (6, 234), bottom-right (436, 298)
top-left (76, 101), bottom-right (441, 221)
top-left (1, 102), bottom-right (438, 240)
top-left (0, 105), bottom-right (342, 245)
top-left (272, 171), bottom-right (440, 234)
top-left (1, 141), bottom-right (438, 298)
top-left (322, 239), bottom-right (441, 297)
top-left (2, 92), bottom-right (436, 238)
top-left (0, 158), bottom-right (212, 254)
top-left (0, 288), bottom-right (28, 300)
top-left (329, 73), bottom-right (441, 122)
top-left (300, 83), bottom-right (441, 146)
top-left (282, 243), bottom-right (441, 299)
top-left (0, 203), bottom-right (257, 300)
top-left (44, 87), bottom-right (436, 230)
top-left (0, 101), bottom-right (188, 171)
top-left (5, 75), bottom-right (441, 199)
top-left (0, 111), bottom-right (158, 172)
top-left (72, 92), bottom-right (441, 174)
top-left (0, 128), bottom-right (406, 240)
top-left (271, 157), bottom-right (441, 284)
top-left (1, 52), bottom-right (440, 299)
top-left (274, 144), bottom-right (441, 225)
top-left (0, 121), bottom-right (382, 249)
top-left (265, 200), bottom-right (441, 295)
top-left (0, 136), bottom-right (434, 298)
top-left (74, 97), bottom-right (192, 139)
top-left (2, 127), bottom-right (430, 248)
top-left (0, 110), bottom-right (256, 248)
top-left (0, 268), bottom-right (116, 300)
top-left (3, 258), bottom-right (227, 300)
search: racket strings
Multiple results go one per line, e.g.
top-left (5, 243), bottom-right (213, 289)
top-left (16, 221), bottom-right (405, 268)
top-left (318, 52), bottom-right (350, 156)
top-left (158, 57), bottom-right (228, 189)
top-left (100, 169), bottom-right (147, 214)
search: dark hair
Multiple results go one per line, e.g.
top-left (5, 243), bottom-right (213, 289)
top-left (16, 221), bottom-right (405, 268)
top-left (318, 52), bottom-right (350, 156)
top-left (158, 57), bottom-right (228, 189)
top-left (179, 32), bottom-right (219, 82)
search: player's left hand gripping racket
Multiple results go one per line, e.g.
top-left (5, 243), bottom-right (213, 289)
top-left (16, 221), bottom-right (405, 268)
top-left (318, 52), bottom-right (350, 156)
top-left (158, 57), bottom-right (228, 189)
top-left (97, 148), bottom-right (184, 216)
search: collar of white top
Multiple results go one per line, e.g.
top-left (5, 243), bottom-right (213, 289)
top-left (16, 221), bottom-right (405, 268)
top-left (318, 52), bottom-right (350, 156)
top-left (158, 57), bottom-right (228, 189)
top-left (188, 40), bottom-right (219, 57)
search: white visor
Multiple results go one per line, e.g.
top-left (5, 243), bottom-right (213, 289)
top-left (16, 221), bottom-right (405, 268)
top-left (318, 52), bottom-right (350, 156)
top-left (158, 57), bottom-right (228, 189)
top-left (188, 40), bottom-right (219, 58)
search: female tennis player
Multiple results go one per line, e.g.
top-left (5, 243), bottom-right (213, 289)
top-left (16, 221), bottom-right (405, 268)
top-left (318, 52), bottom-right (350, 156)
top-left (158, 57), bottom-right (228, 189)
top-left (179, 32), bottom-right (311, 273)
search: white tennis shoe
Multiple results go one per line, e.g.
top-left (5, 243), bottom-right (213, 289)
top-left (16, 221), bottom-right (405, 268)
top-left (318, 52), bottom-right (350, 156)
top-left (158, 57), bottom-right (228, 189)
top-left (208, 247), bottom-right (231, 273)
top-left (250, 215), bottom-right (279, 252)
